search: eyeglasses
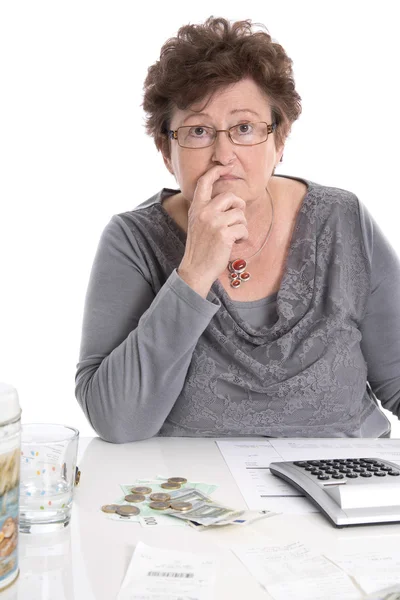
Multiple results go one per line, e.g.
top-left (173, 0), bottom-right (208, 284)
top-left (167, 121), bottom-right (277, 149)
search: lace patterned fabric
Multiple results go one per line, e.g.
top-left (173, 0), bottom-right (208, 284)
top-left (117, 175), bottom-right (392, 438)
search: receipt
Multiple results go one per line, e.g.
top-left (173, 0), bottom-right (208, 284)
top-left (233, 541), bottom-right (362, 600)
top-left (117, 541), bottom-right (218, 600)
top-left (327, 551), bottom-right (400, 596)
top-left (364, 584), bottom-right (400, 599)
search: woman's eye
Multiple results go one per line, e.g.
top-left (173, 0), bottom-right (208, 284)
top-left (238, 124), bottom-right (252, 133)
top-left (190, 127), bottom-right (206, 136)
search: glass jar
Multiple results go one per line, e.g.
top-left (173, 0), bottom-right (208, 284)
top-left (0, 383), bottom-right (21, 592)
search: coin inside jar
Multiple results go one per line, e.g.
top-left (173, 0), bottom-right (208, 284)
top-left (168, 477), bottom-right (188, 484)
top-left (130, 486), bottom-right (152, 495)
top-left (149, 501), bottom-right (171, 510)
top-left (124, 493), bottom-right (146, 503)
top-left (115, 505), bottom-right (140, 516)
top-left (149, 493), bottom-right (171, 502)
top-left (169, 501), bottom-right (192, 511)
top-left (101, 504), bottom-right (120, 513)
top-left (160, 482), bottom-right (181, 490)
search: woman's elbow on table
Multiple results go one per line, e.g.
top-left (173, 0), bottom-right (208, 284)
top-left (78, 399), bottom-right (162, 444)
top-left (93, 424), bottom-right (160, 444)
top-left (75, 370), bottom-right (162, 444)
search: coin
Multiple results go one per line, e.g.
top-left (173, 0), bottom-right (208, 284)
top-left (169, 501), bottom-right (192, 512)
top-left (168, 477), bottom-right (187, 484)
top-left (124, 493), bottom-right (146, 503)
top-left (149, 501), bottom-right (171, 510)
top-left (101, 504), bottom-right (120, 513)
top-left (161, 482), bottom-right (181, 490)
top-left (131, 486), bottom-right (152, 495)
top-left (149, 493), bottom-right (171, 502)
top-left (115, 505), bottom-right (140, 516)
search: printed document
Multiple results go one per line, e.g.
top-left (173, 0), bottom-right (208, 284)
top-left (117, 541), bottom-right (217, 600)
top-left (233, 541), bottom-right (362, 600)
top-left (327, 549), bottom-right (400, 596)
top-left (216, 438), bottom-right (400, 512)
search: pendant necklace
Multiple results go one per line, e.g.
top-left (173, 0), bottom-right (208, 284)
top-left (228, 187), bottom-right (274, 288)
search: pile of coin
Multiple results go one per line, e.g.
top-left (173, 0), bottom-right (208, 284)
top-left (101, 477), bottom-right (189, 516)
top-left (148, 493), bottom-right (192, 512)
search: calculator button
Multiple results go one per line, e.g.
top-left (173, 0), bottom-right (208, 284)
top-left (307, 460), bottom-right (321, 466)
top-left (332, 474), bottom-right (345, 479)
top-left (310, 471), bottom-right (324, 476)
top-left (360, 472), bottom-right (373, 478)
top-left (294, 461), bottom-right (308, 467)
top-left (374, 472), bottom-right (387, 477)
top-left (305, 465), bottom-right (317, 471)
top-left (380, 466), bottom-right (393, 471)
top-left (325, 468), bottom-right (337, 474)
top-left (351, 459), bottom-right (361, 464)
top-left (317, 474), bottom-right (330, 480)
top-left (367, 466), bottom-right (380, 472)
top-left (388, 471), bottom-right (400, 476)
top-left (339, 468), bottom-right (351, 473)
top-left (362, 459), bottom-right (379, 464)
top-left (352, 467), bottom-right (365, 473)
top-left (346, 473), bottom-right (358, 478)
top-left (323, 460), bottom-right (334, 465)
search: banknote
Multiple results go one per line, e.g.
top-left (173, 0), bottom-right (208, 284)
top-left (137, 476), bottom-right (218, 497)
top-left (186, 509), bottom-right (279, 530)
top-left (103, 482), bottom-right (219, 526)
top-left (119, 484), bottom-right (215, 506)
top-left (165, 498), bottom-right (244, 527)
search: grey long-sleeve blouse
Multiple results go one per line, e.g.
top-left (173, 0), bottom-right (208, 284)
top-left (75, 175), bottom-right (400, 443)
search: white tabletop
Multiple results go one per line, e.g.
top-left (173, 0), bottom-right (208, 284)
top-left (5, 436), bottom-right (400, 599)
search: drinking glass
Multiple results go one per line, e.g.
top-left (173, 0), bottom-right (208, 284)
top-left (19, 424), bottom-right (79, 533)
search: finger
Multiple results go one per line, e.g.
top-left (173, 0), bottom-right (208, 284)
top-left (227, 223), bottom-right (249, 243)
top-left (217, 208), bottom-right (247, 229)
top-left (193, 164), bottom-right (235, 205)
top-left (209, 193), bottom-right (246, 214)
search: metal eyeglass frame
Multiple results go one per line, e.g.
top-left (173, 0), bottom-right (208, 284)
top-left (167, 121), bottom-right (277, 148)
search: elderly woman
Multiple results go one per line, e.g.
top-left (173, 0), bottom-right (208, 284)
top-left (75, 17), bottom-right (400, 443)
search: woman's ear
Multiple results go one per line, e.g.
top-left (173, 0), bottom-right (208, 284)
top-left (160, 137), bottom-right (175, 176)
top-left (162, 153), bottom-right (174, 176)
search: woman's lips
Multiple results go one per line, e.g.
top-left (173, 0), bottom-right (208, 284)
top-left (217, 175), bottom-right (240, 180)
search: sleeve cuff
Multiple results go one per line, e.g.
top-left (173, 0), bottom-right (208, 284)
top-left (167, 269), bottom-right (221, 318)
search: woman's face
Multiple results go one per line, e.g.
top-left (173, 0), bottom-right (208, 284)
top-left (162, 77), bottom-right (284, 205)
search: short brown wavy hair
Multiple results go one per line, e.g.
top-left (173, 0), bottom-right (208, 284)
top-left (142, 16), bottom-right (302, 159)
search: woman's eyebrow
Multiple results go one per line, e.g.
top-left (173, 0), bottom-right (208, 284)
top-left (182, 108), bottom-right (261, 124)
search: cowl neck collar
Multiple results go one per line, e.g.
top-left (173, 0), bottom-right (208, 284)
top-left (156, 175), bottom-right (319, 343)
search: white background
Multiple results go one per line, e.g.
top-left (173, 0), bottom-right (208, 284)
top-left (1, 1), bottom-right (399, 438)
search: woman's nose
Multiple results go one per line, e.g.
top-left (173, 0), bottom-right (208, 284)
top-left (211, 130), bottom-right (237, 165)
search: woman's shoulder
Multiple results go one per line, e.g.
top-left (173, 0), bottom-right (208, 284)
top-left (288, 175), bottom-right (363, 229)
top-left (274, 174), bottom-right (360, 216)
top-left (113, 188), bottom-right (178, 229)
top-left (132, 188), bottom-right (180, 212)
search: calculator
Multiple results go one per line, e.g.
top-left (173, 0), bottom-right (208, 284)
top-left (269, 457), bottom-right (400, 527)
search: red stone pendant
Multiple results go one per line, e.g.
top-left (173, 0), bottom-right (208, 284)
top-left (231, 278), bottom-right (241, 288)
top-left (230, 259), bottom-right (247, 274)
top-left (229, 259), bottom-right (251, 288)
